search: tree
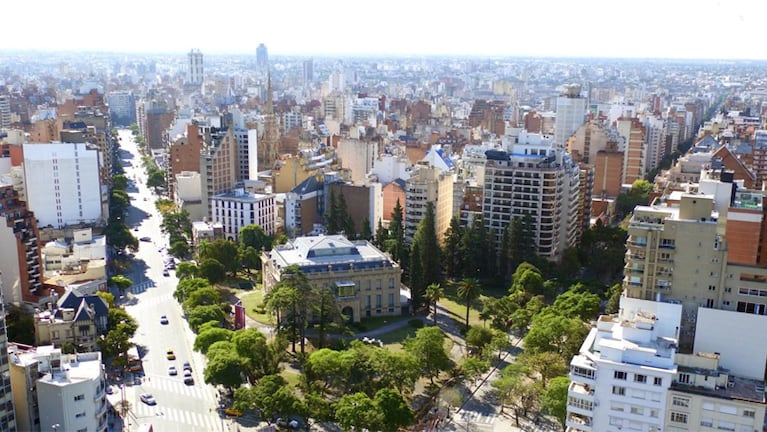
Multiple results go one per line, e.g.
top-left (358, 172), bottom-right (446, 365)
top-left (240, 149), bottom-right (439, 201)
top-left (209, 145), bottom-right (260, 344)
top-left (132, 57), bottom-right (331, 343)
top-left (410, 201), bottom-right (441, 311)
top-left (239, 224), bottom-right (272, 252)
top-left (541, 376), bottom-right (569, 429)
top-left (404, 326), bottom-right (451, 384)
top-left (387, 198), bottom-right (405, 263)
top-left (188, 305), bottom-right (227, 332)
top-left (325, 190), bottom-right (341, 234)
top-left (267, 265), bottom-right (313, 354)
top-left (6, 305), bottom-right (34, 345)
top-left (232, 328), bottom-right (284, 382)
top-left (337, 192), bottom-right (356, 237)
top-left (465, 325), bottom-right (494, 356)
top-left (460, 216), bottom-right (495, 278)
top-left (457, 278), bottom-right (481, 330)
top-left (313, 286), bottom-right (342, 348)
top-left (605, 283), bottom-right (622, 314)
top-left (374, 219), bottom-right (388, 249)
top-left (146, 169), bottom-right (166, 191)
top-left (374, 388), bottom-right (414, 432)
top-left (336, 393), bottom-right (382, 432)
top-left (112, 174), bottom-right (128, 191)
top-left (161, 209), bottom-right (192, 240)
top-left (198, 258), bottom-right (226, 284)
top-left (96, 291), bottom-right (115, 308)
top-left (183, 286), bottom-right (222, 311)
top-left (483, 296), bottom-right (519, 333)
top-left (443, 216), bottom-right (464, 278)
top-left (235, 375), bottom-right (304, 424)
top-left (198, 239), bottom-right (240, 276)
top-left (304, 348), bottom-right (354, 396)
top-left (521, 352), bottom-right (568, 388)
top-left (616, 179), bottom-right (654, 216)
top-left (239, 246), bottom-right (261, 274)
top-left (203, 349), bottom-right (243, 390)
top-left (359, 217), bottom-right (372, 241)
top-left (169, 240), bottom-right (190, 259)
top-left (502, 215), bottom-right (536, 277)
top-left (366, 348), bottom-right (420, 396)
top-left (492, 376), bottom-right (541, 427)
top-left (194, 327), bottom-right (234, 354)
top-left (174, 278), bottom-right (210, 303)
top-left (523, 313), bottom-right (588, 361)
top-left (459, 357), bottom-right (491, 382)
top-left (425, 283), bottom-right (444, 325)
top-left (106, 308), bottom-right (138, 335)
top-left (176, 262), bottom-right (198, 280)
top-left (550, 289), bottom-right (601, 321)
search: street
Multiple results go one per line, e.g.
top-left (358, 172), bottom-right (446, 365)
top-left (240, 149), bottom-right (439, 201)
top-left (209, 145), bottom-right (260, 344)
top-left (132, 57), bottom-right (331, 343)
top-left (114, 129), bottom-right (225, 432)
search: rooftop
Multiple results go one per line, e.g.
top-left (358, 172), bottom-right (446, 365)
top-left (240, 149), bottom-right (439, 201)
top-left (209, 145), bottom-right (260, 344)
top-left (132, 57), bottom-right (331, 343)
top-left (267, 235), bottom-right (397, 273)
top-left (671, 374), bottom-right (766, 404)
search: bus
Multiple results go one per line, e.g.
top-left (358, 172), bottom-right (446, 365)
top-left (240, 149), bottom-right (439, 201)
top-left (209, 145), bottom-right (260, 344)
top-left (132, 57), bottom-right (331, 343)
top-left (127, 346), bottom-right (142, 372)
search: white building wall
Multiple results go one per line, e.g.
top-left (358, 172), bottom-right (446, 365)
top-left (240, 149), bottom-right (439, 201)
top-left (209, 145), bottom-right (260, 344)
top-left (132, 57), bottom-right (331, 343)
top-left (248, 129), bottom-right (259, 179)
top-left (23, 143), bottom-right (102, 229)
top-left (0, 222), bottom-right (22, 305)
top-left (368, 182), bottom-right (383, 233)
top-left (370, 154), bottom-right (411, 184)
top-left (337, 139), bottom-right (377, 184)
top-left (694, 307), bottom-right (767, 380)
top-left (36, 354), bottom-right (105, 432)
top-left (211, 193), bottom-right (277, 240)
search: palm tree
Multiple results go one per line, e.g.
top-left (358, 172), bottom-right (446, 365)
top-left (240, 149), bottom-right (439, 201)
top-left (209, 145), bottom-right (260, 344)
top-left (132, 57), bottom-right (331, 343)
top-left (425, 283), bottom-right (444, 325)
top-left (457, 278), bottom-right (481, 330)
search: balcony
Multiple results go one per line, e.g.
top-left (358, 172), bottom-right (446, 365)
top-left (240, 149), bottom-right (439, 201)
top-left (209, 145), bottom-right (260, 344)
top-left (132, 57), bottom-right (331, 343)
top-left (565, 413), bottom-right (593, 432)
top-left (568, 381), bottom-right (594, 400)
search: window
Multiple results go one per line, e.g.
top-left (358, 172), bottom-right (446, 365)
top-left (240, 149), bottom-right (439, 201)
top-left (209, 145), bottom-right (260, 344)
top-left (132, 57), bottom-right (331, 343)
top-left (670, 412), bottom-right (688, 424)
top-left (614, 371), bottom-right (627, 380)
top-left (700, 418), bottom-right (713, 427)
top-left (74, 394), bottom-right (85, 401)
top-left (719, 405), bottom-right (737, 415)
top-left (376, 279), bottom-right (382, 290)
top-left (612, 386), bottom-right (626, 396)
top-left (653, 377), bottom-right (662, 386)
top-left (678, 373), bottom-right (690, 384)
top-left (630, 406), bottom-right (643, 415)
top-left (388, 278), bottom-right (395, 289)
top-left (376, 295), bottom-right (382, 308)
top-left (570, 366), bottom-right (595, 380)
top-left (650, 409), bottom-right (659, 418)
top-left (672, 396), bottom-right (690, 408)
top-left (388, 293), bottom-right (394, 307)
top-left (75, 412), bottom-right (86, 418)
top-left (702, 402), bottom-right (715, 411)
top-left (743, 409), bottom-right (756, 418)
top-left (635, 374), bottom-right (647, 383)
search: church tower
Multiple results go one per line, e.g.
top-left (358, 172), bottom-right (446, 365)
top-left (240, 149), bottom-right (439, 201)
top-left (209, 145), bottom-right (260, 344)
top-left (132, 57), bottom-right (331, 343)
top-left (258, 74), bottom-right (281, 171)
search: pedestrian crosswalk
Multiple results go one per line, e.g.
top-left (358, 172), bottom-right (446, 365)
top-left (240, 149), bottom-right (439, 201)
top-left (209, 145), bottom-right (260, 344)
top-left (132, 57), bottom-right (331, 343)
top-left (132, 402), bottom-right (221, 430)
top-left (459, 410), bottom-right (497, 426)
top-left (130, 280), bottom-right (155, 294)
top-left (140, 374), bottom-right (212, 400)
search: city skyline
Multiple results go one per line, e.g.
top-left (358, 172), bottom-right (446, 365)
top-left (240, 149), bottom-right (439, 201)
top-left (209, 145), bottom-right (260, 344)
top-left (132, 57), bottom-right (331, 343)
top-left (4, 0), bottom-right (766, 60)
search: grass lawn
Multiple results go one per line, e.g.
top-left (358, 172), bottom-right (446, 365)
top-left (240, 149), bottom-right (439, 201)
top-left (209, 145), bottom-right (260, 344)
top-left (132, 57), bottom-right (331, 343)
top-left (377, 324), bottom-right (419, 351)
top-left (438, 279), bottom-right (508, 328)
top-left (281, 369), bottom-right (301, 388)
top-left (354, 315), bottom-right (412, 333)
top-left (239, 290), bottom-right (275, 325)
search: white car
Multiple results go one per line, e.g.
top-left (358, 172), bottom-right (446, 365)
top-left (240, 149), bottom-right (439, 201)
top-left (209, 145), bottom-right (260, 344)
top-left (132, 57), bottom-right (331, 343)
top-left (168, 366), bottom-right (178, 376)
top-left (140, 393), bottom-right (157, 405)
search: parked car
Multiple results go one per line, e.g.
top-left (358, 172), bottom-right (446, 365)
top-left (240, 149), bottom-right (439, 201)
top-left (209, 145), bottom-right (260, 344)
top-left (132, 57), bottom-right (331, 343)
top-left (139, 237), bottom-right (151, 242)
top-left (168, 366), bottom-right (178, 376)
top-left (166, 349), bottom-right (175, 360)
top-left (160, 315), bottom-right (169, 325)
top-left (183, 370), bottom-right (194, 385)
top-left (182, 361), bottom-right (192, 372)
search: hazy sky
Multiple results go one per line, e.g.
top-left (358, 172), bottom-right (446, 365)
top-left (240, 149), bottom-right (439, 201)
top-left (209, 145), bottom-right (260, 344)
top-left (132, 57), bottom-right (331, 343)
top-left (4, 0), bottom-right (765, 59)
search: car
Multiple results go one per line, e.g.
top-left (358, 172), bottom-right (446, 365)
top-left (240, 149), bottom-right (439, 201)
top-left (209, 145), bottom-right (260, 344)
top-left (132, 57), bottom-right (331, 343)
top-left (162, 270), bottom-right (170, 277)
top-left (133, 227), bottom-right (139, 232)
top-left (166, 349), bottom-right (176, 360)
top-left (160, 315), bottom-right (169, 325)
top-left (182, 361), bottom-right (192, 372)
top-left (140, 393), bottom-right (157, 405)
top-left (183, 370), bottom-right (194, 385)
top-left (139, 237), bottom-right (151, 242)
top-left (224, 408), bottom-right (243, 417)
top-left (168, 366), bottom-right (178, 376)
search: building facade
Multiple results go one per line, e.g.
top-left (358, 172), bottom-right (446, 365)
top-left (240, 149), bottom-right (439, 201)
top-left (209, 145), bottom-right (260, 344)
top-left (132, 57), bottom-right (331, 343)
top-left (261, 235), bottom-right (402, 322)
top-left (23, 142), bottom-right (105, 229)
top-left (482, 131), bottom-right (581, 261)
top-left (404, 164), bottom-right (454, 244)
top-left (211, 189), bottom-right (276, 240)
top-left (0, 183), bottom-right (43, 303)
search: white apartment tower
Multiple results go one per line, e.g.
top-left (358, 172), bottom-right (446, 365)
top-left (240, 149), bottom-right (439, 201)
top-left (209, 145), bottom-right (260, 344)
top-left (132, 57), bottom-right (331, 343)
top-left (187, 49), bottom-right (204, 87)
top-left (555, 84), bottom-right (588, 147)
top-left (404, 164), bottom-right (454, 244)
top-left (23, 143), bottom-right (105, 229)
top-left (482, 131), bottom-right (581, 261)
top-left (211, 189), bottom-right (276, 240)
top-left (0, 95), bottom-right (11, 129)
top-left (567, 296), bottom-right (682, 432)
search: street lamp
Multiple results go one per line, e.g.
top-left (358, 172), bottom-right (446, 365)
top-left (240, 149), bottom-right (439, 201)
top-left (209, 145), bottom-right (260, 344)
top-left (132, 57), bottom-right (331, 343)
top-left (51, 424), bottom-right (60, 432)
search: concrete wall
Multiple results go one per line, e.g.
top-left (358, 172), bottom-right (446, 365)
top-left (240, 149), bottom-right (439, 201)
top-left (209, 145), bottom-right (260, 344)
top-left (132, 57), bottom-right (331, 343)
top-left (694, 307), bottom-right (767, 380)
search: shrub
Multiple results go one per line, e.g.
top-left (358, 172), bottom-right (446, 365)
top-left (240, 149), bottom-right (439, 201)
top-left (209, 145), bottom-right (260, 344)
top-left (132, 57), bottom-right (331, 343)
top-left (409, 319), bottom-right (425, 328)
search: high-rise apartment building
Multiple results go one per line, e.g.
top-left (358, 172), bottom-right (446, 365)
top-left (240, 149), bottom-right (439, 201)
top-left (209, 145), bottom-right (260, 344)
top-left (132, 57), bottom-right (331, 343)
top-left (106, 91), bottom-right (136, 127)
top-left (303, 58), bottom-right (314, 84)
top-left (616, 117), bottom-right (647, 185)
top-left (554, 85), bottom-right (587, 147)
top-left (211, 189), bottom-right (276, 240)
top-left (404, 164), bottom-right (453, 244)
top-left (23, 143), bottom-right (105, 229)
top-left (0, 183), bottom-right (43, 303)
top-left (9, 345), bottom-right (106, 432)
top-left (482, 131), bottom-right (581, 261)
top-left (0, 95), bottom-right (11, 129)
top-left (567, 296), bottom-right (680, 432)
top-left (186, 48), bottom-right (204, 87)
top-left (256, 43), bottom-right (268, 71)
top-left (200, 127), bottom-right (238, 219)
top-left (0, 282), bottom-right (16, 432)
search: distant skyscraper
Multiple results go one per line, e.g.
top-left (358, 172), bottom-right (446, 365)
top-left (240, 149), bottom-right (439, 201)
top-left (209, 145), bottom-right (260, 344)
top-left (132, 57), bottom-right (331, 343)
top-left (107, 91), bottom-right (136, 126)
top-left (187, 48), bottom-right (204, 86)
top-left (303, 58), bottom-right (314, 84)
top-left (256, 43), bottom-right (268, 71)
top-left (0, 95), bottom-right (11, 129)
top-left (554, 84), bottom-right (587, 147)
top-left (258, 75), bottom-right (280, 171)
